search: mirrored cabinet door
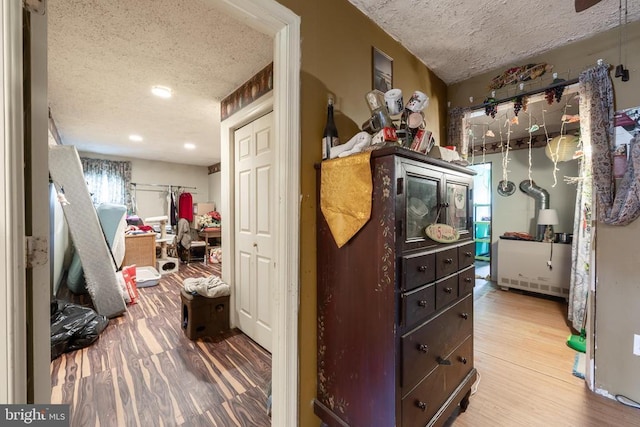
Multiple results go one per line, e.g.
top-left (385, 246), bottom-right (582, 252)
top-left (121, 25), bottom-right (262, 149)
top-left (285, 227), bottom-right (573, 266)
top-left (445, 179), bottom-right (472, 236)
top-left (405, 170), bottom-right (441, 241)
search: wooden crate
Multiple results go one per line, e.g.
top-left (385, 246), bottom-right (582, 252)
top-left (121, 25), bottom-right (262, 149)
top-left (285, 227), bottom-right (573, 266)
top-left (181, 289), bottom-right (230, 339)
top-left (123, 233), bottom-right (156, 267)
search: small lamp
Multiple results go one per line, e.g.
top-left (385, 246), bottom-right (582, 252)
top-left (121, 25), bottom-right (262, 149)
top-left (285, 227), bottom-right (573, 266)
top-left (537, 208), bottom-right (559, 242)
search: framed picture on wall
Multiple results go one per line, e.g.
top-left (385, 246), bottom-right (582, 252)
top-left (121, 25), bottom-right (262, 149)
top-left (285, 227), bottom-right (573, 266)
top-left (372, 47), bottom-right (393, 92)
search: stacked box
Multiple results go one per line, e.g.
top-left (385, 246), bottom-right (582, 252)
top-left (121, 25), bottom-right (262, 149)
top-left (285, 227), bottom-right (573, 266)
top-left (180, 289), bottom-right (230, 339)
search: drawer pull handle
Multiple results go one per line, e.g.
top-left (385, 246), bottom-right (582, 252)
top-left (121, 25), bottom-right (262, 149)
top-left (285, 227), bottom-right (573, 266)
top-left (437, 356), bottom-right (452, 366)
top-left (465, 251), bottom-right (473, 257)
top-left (416, 401), bottom-right (427, 411)
top-left (418, 300), bottom-right (429, 307)
top-left (461, 312), bottom-right (469, 320)
top-left (465, 277), bottom-right (472, 283)
top-left (418, 265), bottom-right (428, 272)
top-left (444, 287), bottom-right (453, 294)
top-left (444, 258), bottom-right (453, 264)
top-left (460, 356), bottom-right (468, 365)
top-left (417, 344), bottom-right (429, 353)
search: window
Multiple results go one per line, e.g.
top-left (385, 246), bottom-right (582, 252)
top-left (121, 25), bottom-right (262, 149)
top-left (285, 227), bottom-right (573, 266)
top-left (81, 157), bottom-right (132, 211)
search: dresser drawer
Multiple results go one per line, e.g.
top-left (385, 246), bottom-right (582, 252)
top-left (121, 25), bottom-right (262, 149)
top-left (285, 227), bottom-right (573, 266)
top-left (435, 247), bottom-right (458, 279)
top-left (404, 284), bottom-right (436, 329)
top-left (458, 241), bottom-right (475, 269)
top-left (402, 337), bottom-right (474, 427)
top-left (403, 252), bottom-right (436, 291)
top-left (401, 294), bottom-right (473, 390)
top-left (435, 275), bottom-right (458, 310)
top-left (458, 266), bottom-right (475, 296)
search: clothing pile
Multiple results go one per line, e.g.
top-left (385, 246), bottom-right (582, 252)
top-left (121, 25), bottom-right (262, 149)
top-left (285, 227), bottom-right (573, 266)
top-left (183, 275), bottom-right (230, 298)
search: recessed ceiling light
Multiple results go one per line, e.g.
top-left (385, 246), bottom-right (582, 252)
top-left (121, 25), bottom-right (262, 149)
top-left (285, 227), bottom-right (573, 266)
top-left (151, 85), bottom-right (172, 99)
top-left (184, 143), bottom-right (196, 150)
top-left (129, 134), bottom-right (143, 142)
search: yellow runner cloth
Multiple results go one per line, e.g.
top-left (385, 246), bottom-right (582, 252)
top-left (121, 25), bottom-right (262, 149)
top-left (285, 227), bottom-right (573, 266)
top-left (320, 152), bottom-right (372, 248)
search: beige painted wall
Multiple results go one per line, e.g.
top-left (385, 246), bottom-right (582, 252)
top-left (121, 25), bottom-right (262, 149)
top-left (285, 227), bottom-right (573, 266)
top-left (78, 151), bottom-right (212, 220)
top-left (274, 0), bottom-right (447, 425)
top-left (208, 171), bottom-right (221, 210)
top-left (480, 148), bottom-right (579, 279)
top-left (450, 21), bottom-right (640, 402)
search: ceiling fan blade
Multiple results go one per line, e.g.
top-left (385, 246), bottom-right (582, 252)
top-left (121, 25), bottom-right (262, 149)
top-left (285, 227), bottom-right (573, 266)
top-left (575, 0), bottom-right (603, 12)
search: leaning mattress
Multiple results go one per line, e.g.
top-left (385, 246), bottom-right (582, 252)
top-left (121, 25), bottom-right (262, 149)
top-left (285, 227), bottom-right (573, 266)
top-left (49, 145), bottom-right (126, 318)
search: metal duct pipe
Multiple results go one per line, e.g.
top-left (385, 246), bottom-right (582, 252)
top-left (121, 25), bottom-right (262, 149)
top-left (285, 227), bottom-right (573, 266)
top-left (519, 180), bottom-right (550, 240)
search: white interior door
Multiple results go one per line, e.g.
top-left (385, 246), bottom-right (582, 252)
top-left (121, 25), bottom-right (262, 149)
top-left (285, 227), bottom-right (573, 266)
top-left (234, 111), bottom-right (274, 352)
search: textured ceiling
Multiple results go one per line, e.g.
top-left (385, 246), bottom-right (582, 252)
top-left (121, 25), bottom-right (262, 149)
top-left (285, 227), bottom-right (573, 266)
top-left (48, 1), bottom-right (639, 167)
top-left (348, 0), bottom-right (640, 84)
top-left (48, 0), bottom-right (273, 166)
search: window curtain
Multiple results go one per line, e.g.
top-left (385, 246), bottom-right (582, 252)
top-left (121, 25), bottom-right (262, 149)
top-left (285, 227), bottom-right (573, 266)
top-left (448, 107), bottom-right (466, 156)
top-left (568, 132), bottom-right (592, 331)
top-left (583, 63), bottom-right (640, 225)
top-left (81, 157), bottom-right (132, 212)
top-left (570, 62), bottom-right (640, 330)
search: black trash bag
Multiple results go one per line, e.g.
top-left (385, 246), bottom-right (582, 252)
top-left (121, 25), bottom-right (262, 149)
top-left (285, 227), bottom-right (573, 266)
top-left (50, 300), bottom-right (109, 360)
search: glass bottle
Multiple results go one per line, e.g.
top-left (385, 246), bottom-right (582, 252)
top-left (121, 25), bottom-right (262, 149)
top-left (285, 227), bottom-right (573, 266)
top-left (322, 97), bottom-right (339, 160)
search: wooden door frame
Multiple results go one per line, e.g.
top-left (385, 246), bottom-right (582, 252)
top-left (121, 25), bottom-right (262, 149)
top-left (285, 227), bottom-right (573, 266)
top-left (1, 0), bottom-right (28, 403)
top-left (218, 2), bottom-right (300, 426)
top-left (2, 1), bottom-right (51, 404)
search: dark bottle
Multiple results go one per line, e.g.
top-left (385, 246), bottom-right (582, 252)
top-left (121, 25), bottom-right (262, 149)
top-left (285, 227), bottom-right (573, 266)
top-left (322, 97), bottom-right (339, 160)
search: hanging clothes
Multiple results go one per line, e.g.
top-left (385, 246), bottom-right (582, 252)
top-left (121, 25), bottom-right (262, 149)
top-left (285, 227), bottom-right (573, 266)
top-left (179, 192), bottom-right (194, 222)
top-left (170, 189), bottom-right (177, 226)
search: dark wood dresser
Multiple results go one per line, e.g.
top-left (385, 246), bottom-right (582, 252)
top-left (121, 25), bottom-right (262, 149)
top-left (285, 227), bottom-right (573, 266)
top-left (315, 146), bottom-right (477, 427)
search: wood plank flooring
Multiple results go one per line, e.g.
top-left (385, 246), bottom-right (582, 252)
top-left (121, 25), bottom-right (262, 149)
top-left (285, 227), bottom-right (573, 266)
top-left (51, 262), bottom-right (271, 427)
top-left (450, 277), bottom-right (640, 427)
top-left (52, 261), bottom-right (640, 426)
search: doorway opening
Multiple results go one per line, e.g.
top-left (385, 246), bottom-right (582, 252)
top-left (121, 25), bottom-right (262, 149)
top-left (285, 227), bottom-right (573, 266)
top-left (39, 0), bottom-right (300, 425)
top-left (470, 162), bottom-right (492, 281)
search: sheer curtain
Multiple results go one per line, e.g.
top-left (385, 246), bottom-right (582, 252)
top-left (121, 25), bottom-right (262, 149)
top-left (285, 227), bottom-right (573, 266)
top-left (81, 157), bottom-right (132, 212)
top-left (570, 62), bottom-right (640, 330)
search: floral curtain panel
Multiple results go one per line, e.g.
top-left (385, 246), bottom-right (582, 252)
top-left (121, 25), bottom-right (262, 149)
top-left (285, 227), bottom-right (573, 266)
top-left (583, 63), bottom-right (640, 225)
top-left (568, 142), bottom-right (592, 331)
top-left (81, 157), bottom-right (132, 212)
top-left (570, 62), bottom-right (640, 330)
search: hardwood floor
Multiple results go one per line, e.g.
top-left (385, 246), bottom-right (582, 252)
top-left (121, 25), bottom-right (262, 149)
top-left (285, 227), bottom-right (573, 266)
top-left (51, 261), bottom-right (271, 427)
top-left (52, 261), bottom-right (640, 426)
top-left (451, 278), bottom-right (640, 427)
